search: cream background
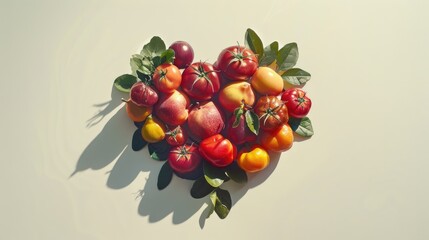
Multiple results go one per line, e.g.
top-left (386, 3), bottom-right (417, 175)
top-left (1, 0), bottom-right (428, 239)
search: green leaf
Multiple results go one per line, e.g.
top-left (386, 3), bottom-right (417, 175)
top-left (288, 117), bottom-right (302, 132)
top-left (214, 188), bottom-right (232, 219)
top-left (225, 161), bottom-right (247, 184)
top-left (148, 140), bottom-right (170, 161)
top-left (295, 117), bottom-right (314, 137)
top-left (141, 36), bottom-right (166, 57)
top-left (245, 110), bottom-right (260, 135)
top-left (152, 56), bottom-right (161, 68)
top-left (157, 162), bottom-right (173, 190)
top-left (282, 68), bottom-right (311, 86)
top-left (260, 41), bottom-right (278, 66)
top-left (232, 107), bottom-right (244, 128)
top-left (130, 55), bottom-right (143, 75)
top-left (132, 129), bottom-right (147, 151)
top-left (113, 74), bottom-right (137, 93)
top-left (244, 28), bottom-right (264, 59)
top-left (277, 42), bottom-right (299, 72)
top-left (206, 191), bottom-right (217, 218)
top-left (191, 177), bottom-right (215, 199)
top-left (203, 162), bottom-right (229, 188)
top-left (160, 49), bottom-right (175, 64)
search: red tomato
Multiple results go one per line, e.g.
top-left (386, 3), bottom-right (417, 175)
top-left (168, 144), bottom-right (202, 175)
top-left (199, 134), bottom-right (237, 167)
top-left (281, 88), bottom-right (312, 118)
top-left (152, 63), bottom-right (182, 93)
top-left (254, 96), bottom-right (289, 131)
top-left (181, 62), bottom-right (220, 101)
top-left (165, 125), bottom-right (187, 146)
top-left (217, 46), bottom-right (258, 81)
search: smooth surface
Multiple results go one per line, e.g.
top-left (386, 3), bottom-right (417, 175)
top-left (1, 0), bottom-right (429, 239)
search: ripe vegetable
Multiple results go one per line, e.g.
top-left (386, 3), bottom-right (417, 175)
top-left (169, 41), bottom-right (194, 69)
top-left (199, 134), bottom-right (236, 167)
top-left (141, 115), bottom-right (166, 143)
top-left (153, 63), bottom-right (182, 93)
top-left (237, 145), bottom-right (270, 173)
top-left (250, 67), bottom-right (283, 95)
top-left (168, 144), bottom-right (202, 175)
top-left (122, 98), bottom-right (152, 123)
top-left (281, 88), bottom-right (312, 118)
top-left (259, 124), bottom-right (294, 152)
top-left (217, 46), bottom-right (258, 81)
top-left (130, 81), bottom-right (159, 107)
top-left (165, 125), bottom-right (187, 146)
top-left (254, 96), bottom-right (289, 131)
top-left (218, 81), bottom-right (255, 113)
top-left (181, 62), bottom-right (220, 101)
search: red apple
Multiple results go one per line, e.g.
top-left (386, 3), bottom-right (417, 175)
top-left (187, 101), bottom-right (225, 142)
top-left (154, 90), bottom-right (190, 126)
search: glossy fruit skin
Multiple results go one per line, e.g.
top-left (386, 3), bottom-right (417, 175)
top-left (199, 134), bottom-right (237, 167)
top-left (218, 81), bottom-right (255, 113)
top-left (259, 124), bottom-right (294, 152)
top-left (154, 90), bottom-right (190, 126)
top-left (281, 88), bottom-right (312, 118)
top-left (169, 41), bottom-right (194, 69)
top-left (187, 101), bottom-right (225, 142)
top-left (225, 113), bottom-right (257, 145)
top-left (130, 81), bottom-right (158, 107)
top-left (165, 125), bottom-right (187, 146)
top-left (168, 144), bottom-right (202, 175)
top-left (254, 96), bottom-right (289, 131)
top-left (250, 67), bottom-right (284, 95)
top-left (237, 145), bottom-right (270, 173)
top-left (217, 46), bottom-right (258, 81)
top-left (153, 63), bottom-right (182, 93)
top-left (124, 99), bottom-right (152, 122)
top-left (141, 116), bottom-right (166, 143)
top-left (181, 62), bottom-right (220, 101)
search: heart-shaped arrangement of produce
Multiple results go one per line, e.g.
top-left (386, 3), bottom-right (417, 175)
top-left (113, 28), bottom-right (314, 219)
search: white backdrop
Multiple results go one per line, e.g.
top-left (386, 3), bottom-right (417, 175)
top-left (1, 0), bottom-right (428, 239)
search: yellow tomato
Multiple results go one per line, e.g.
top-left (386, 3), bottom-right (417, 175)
top-left (259, 124), bottom-right (294, 152)
top-left (237, 145), bottom-right (270, 173)
top-left (141, 115), bottom-right (166, 143)
top-left (250, 67), bottom-right (283, 95)
top-left (124, 99), bottom-right (152, 122)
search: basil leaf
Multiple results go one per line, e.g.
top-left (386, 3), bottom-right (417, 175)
top-left (295, 117), bottom-right (314, 137)
top-left (157, 162), bottom-right (173, 190)
top-left (140, 36), bottom-right (166, 57)
top-left (245, 110), bottom-right (260, 135)
top-left (244, 28), bottom-right (264, 59)
top-left (148, 140), bottom-right (170, 161)
top-left (132, 129), bottom-right (147, 151)
top-left (203, 162), bottom-right (229, 188)
top-left (225, 161), bottom-right (247, 183)
top-left (214, 188), bottom-right (232, 219)
top-left (160, 49), bottom-right (175, 64)
top-left (282, 68), bottom-right (311, 86)
top-left (113, 74), bottom-right (137, 93)
top-left (260, 41), bottom-right (278, 66)
top-left (206, 191), bottom-right (217, 218)
top-left (277, 42), bottom-right (299, 72)
top-left (190, 177), bottom-right (215, 199)
top-left (232, 107), bottom-right (244, 128)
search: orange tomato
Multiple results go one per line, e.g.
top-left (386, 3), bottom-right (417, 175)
top-left (237, 145), bottom-right (270, 173)
top-left (124, 99), bottom-right (152, 122)
top-left (153, 63), bottom-right (182, 93)
top-left (259, 124), bottom-right (294, 152)
top-left (250, 67), bottom-right (283, 95)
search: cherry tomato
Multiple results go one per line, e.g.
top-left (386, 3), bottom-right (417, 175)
top-left (181, 62), bottom-right (220, 101)
top-left (237, 145), bottom-right (270, 173)
top-left (281, 88), bottom-right (312, 118)
top-left (168, 144), bottom-right (202, 175)
top-left (165, 125), bottom-right (187, 146)
top-left (199, 134), bottom-right (237, 167)
top-left (217, 46), bottom-right (258, 81)
top-left (169, 41), bottom-right (194, 69)
top-left (153, 63), bottom-right (182, 93)
top-left (259, 124), bottom-right (294, 152)
top-left (254, 96), bottom-right (289, 131)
